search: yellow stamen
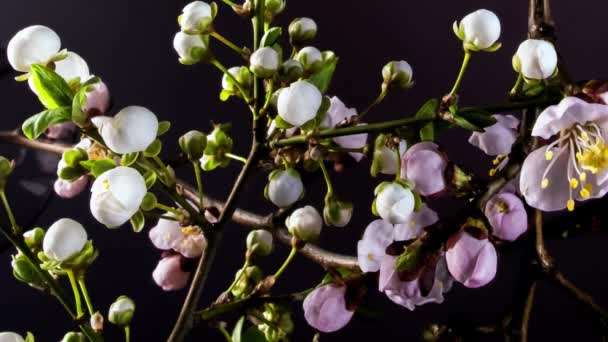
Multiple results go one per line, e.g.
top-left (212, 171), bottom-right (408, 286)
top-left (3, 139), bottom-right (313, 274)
top-left (580, 131), bottom-right (590, 142)
top-left (367, 253), bottom-right (374, 261)
top-left (103, 179), bottom-right (110, 190)
top-left (541, 178), bottom-right (549, 189)
top-left (567, 199), bottom-right (575, 212)
top-left (580, 188), bottom-right (590, 199)
top-left (545, 150), bottom-right (554, 160)
top-left (489, 168), bottom-right (497, 177)
top-left (577, 143), bottom-right (608, 175)
top-left (580, 172), bottom-right (587, 182)
top-left (409, 221), bottom-right (416, 228)
top-left (569, 178), bottom-right (579, 189)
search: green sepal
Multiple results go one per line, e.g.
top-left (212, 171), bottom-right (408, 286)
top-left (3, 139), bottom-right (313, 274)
top-left (22, 107), bottom-right (71, 140)
top-left (90, 158), bottom-right (117, 178)
top-left (14, 72), bottom-right (30, 82)
top-left (395, 244), bottom-right (421, 272)
top-left (63, 148), bottom-right (88, 167)
top-left (457, 107), bottom-right (497, 128)
top-left (452, 115), bottom-right (481, 132)
top-left (220, 89), bottom-right (233, 101)
top-left (24, 332), bottom-right (35, 342)
top-left (413, 191), bottom-right (423, 212)
top-left (144, 139), bottom-right (162, 158)
top-left (30, 64), bottom-right (73, 109)
top-left (130, 210), bottom-right (145, 233)
top-left (232, 316), bottom-right (246, 342)
top-left (121, 152), bottom-right (139, 167)
top-left (260, 27), bottom-right (282, 47)
top-left (157, 121), bottom-right (171, 136)
top-left (143, 170), bottom-right (157, 189)
top-left (371, 198), bottom-right (378, 216)
top-left (452, 21), bottom-right (465, 40)
top-left (274, 115), bottom-right (294, 129)
top-left (482, 41), bottom-right (502, 53)
top-left (140, 192), bottom-right (158, 211)
top-left (39, 240), bottom-right (98, 272)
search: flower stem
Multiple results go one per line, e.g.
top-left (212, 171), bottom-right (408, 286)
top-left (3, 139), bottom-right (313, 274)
top-left (155, 203), bottom-right (182, 216)
top-left (210, 31), bottom-right (247, 59)
top-left (78, 276), bottom-right (95, 316)
top-left (211, 59), bottom-right (252, 105)
top-left (225, 153), bottom-right (248, 164)
top-left (225, 258), bottom-right (250, 296)
top-left (328, 146), bottom-right (366, 153)
top-left (192, 161), bottom-right (204, 212)
top-left (67, 269), bottom-right (84, 319)
top-left (218, 325), bottom-right (232, 342)
top-left (0, 191), bottom-right (19, 234)
top-left (510, 73), bottom-right (524, 97)
top-left (358, 89), bottom-right (388, 120)
top-left (124, 326), bottom-right (131, 342)
top-left (152, 155), bottom-right (167, 171)
top-left (273, 246), bottom-right (297, 280)
top-left (220, 0), bottom-right (240, 7)
top-left (318, 161), bottom-right (334, 195)
top-left (448, 51), bottom-right (472, 97)
top-left (395, 147), bottom-right (402, 180)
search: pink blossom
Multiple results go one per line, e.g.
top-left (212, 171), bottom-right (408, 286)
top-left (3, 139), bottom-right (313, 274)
top-left (401, 142), bottom-right (447, 196)
top-left (149, 218), bottom-right (206, 258)
top-left (446, 231), bottom-right (497, 288)
top-left (357, 220), bottom-right (394, 273)
top-left (303, 284), bottom-right (354, 333)
top-left (520, 97), bottom-right (608, 212)
top-left (152, 254), bottom-right (190, 291)
top-left (468, 114), bottom-right (519, 156)
top-left (393, 204), bottom-right (439, 241)
top-left (53, 176), bottom-right (89, 199)
top-left (484, 192), bottom-right (528, 241)
top-left (324, 97), bottom-right (368, 161)
top-left (83, 81), bottom-right (111, 116)
top-left (378, 255), bottom-right (452, 311)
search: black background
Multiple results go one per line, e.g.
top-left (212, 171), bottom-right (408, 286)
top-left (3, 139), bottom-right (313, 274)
top-left (2, 0), bottom-right (608, 341)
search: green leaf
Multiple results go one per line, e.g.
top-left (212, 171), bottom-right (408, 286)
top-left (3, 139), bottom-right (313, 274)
top-left (260, 27), bottom-right (282, 47)
top-left (415, 98), bottom-right (439, 120)
top-left (419, 122), bottom-right (434, 141)
top-left (232, 316), bottom-right (246, 342)
top-left (452, 115), bottom-right (481, 132)
top-left (144, 139), bottom-right (162, 158)
top-left (91, 158), bottom-right (117, 178)
top-left (22, 107), bottom-right (71, 140)
top-left (79, 159), bottom-right (95, 171)
top-left (157, 121), bottom-right (171, 136)
top-left (220, 90), bottom-right (233, 102)
top-left (144, 170), bottom-right (157, 189)
top-left (30, 64), bottom-right (73, 109)
top-left (307, 54), bottom-right (338, 94)
top-left (242, 327), bottom-right (266, 342)
top-left (130, 210), bottom-right (145, 233)
top-left (121, 152), bottom-right (139, 167)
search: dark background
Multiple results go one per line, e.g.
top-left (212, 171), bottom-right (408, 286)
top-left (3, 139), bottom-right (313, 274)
top-left (2, 0), bottom-right (608, 341)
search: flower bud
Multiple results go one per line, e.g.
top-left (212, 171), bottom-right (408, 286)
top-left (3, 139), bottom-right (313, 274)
top-left (0, 332), bottom-right (26, 342)
top-left (323, 195), bottom-right (353, 227)
top-left (258, 303), bottom-right (294, 342)
top-left (200, 125), bottom-right (234, 171)
top-left (82, 81), bottom-right (111, 116)
top-left (303, 284), bottom-right (354, 333)
top-left (46, 122), bottom-right (78, 140)
top-left (221, 66), bottom-right (253, 97)
top-left (12, 253), bottom-right (46, 289)
top-left (454, 9), bottom-right (501, 51)
top-left (54, 176), bottom-right (89, 199)
top-left (179, 1), bottom-right (215, 34)
top-left (179, 130), bottom-right (207, 161)
top-left (370, 135), bottom-right (406, 176)
top-left (231, 265), bottom-right (263, 297)
top-left (296, 46), bottom-right (323, 73)
top-left (173, 32), bottom-right (211, 65)
top-left (285, 206), bottom-right (323, 243)
top-left (7, 25), bottom-right (61, 72)
top-left (484, 192), bottom-right (528, 241)
top-left (60, 332), bottom-right (86, 342)
top-left (108, 296), bottom-right (135, 327)
top-left (277, 80), bottom-right (323, 127)
top-left (91, 106), bottom-right (159, 154)
top-left (246, 229), bottom-right (274, 257)
top-left (446, 230), bottom-right (497, 288)
top-left (153, 254), bottom-right (191, 291)
top-left (278, 59), bottom-right (303, 83)
top-left (401, 142), bottom-right (448, 197)
top-left (265, 168), bottom-right (304, 208)
top-left (43, 218), bottom-right (87, 262)
top-left (513, 39), bottom-right (558, 80)
top-left (90, 166), bottom-right (147, 228)
top-left (265, 0), bottom-right (286, 19)
top-left (23, 228), bottom-right (45, 250)
top-left (382, 60), bottom-right (414, 91)
top-left (289, 17), bottom-right (317, 46)
top-left (0, 157), bottom-right (14, 190)
top-left (90, 311), bottom-right (104, 333)
top-left (249, 47), bottom-right (279, 78)
top-left (53, 51), bottom-right (90, 84)
top-left (372, 182), bottom-right (415, 224)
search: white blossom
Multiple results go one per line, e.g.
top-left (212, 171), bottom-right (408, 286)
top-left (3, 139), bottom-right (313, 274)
top-left (374, 182), bottom-right (415, 224)
top-left (7, 25), bottom-right (61, 72)
top-left (277, 81), bottom-right (322, 127)
top-left (514, 39), bottom-right (558, 80)
top-left (285, 206), bottom-right (323, 242)
top-left (43, 218), bottom-right (87, 261)
top-left (91, 106), bottom-right (159, 154)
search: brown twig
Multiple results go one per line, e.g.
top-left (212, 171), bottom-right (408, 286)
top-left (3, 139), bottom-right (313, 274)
top-left (520, 281), bottom-right (537, 342)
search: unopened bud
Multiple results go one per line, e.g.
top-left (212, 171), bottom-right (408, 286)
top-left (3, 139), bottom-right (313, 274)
top-left (289, 17), bottom-right (317, 46)
top-left (90, 311), bottom-right (104, 333)
top-left (108, 296), bottom-right (135, 327)
top-left (246, 230), bottom-right (273, 257)
top-left (382, 60), bottom-right (414, 92)
top-left (296, 46), bottom-right (323, 74)
top-left (61, 332), bottom-right (86, 342)
top-left (250, 47), bottom-right (279, 78)
top-left (285, 206), bottom-right (323, 243)
top-left (278, 59), bottom-right (303, 83)
top-left (23, 228), bottom-right (45, 250)
top-left (179, 130), bottom-right (207, 161)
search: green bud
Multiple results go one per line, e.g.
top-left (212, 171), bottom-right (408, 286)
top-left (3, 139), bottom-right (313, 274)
top-left (60, 332), bottom-right (86, 342)
top-left (257, 303), bottom-right (294, 342)
top-left (296, 46), bottom-right (323, 74)
top-left (108, 296), bottom-right (135, 327)
top-left (278, 59), bottom-right (303, 83)
top-left (201, 125), bottom-right (234, 171)
top-left (231, 265), bottom-right (262, 297)
top-left (289, 17), bottom-right (317, 46)
top-left (0, 156), bottom-right (14, 190)
top-left (382, 60), bottom-right (414, 92)
top-left (246, 230), bottom-right (273, 257)
top-left (179, 130), bottom-right (207, 161)
top-left (221, 66), bottom-right (253, 97)
top-left (23, 228), bottom-right (45, 250)
top-left (323, 194), bottom-right (353, 227)
top-left (265, 0), bottom-right (286, 18)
